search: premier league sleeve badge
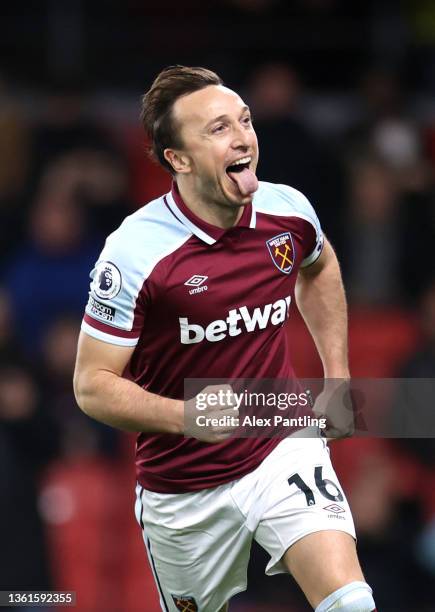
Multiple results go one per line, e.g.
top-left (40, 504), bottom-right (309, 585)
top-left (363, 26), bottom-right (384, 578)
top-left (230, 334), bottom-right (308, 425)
top-left (91, 261), bottom-right (122, 300)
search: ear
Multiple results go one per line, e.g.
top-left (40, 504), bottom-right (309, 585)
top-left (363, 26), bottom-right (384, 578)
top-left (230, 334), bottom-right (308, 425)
top-left (164, 149), bottom-right (191, 174)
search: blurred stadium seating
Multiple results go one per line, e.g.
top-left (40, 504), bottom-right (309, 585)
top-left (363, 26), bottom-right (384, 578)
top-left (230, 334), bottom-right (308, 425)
top-left (1, 2), bottom-right (434, 610)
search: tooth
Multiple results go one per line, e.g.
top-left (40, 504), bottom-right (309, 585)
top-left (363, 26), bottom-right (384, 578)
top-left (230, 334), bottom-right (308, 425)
top-left (233, 156), bottom-right (251, 165)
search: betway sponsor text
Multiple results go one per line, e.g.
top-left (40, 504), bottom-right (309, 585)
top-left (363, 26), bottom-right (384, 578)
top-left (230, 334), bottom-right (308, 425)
top-left (179, 296), bottom-right (291, 344)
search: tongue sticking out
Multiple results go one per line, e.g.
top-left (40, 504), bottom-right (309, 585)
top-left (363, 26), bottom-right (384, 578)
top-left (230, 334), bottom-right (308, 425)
top-left (227, 167), bottom-right (259, 196)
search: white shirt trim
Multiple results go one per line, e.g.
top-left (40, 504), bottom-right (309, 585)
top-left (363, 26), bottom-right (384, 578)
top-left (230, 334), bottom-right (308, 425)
top-left (81, 320), bottom-right (139, 347)
top-left (166, 192), bottom-right (216, 245)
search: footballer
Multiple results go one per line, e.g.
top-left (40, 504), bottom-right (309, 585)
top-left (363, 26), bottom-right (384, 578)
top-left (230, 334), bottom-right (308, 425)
top-left (74, 66), bottom-right (376, 612)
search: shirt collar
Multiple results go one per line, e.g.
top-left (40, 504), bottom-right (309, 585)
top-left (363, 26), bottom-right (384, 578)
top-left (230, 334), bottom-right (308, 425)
top-left (165, 181), bottom-right (256, 245)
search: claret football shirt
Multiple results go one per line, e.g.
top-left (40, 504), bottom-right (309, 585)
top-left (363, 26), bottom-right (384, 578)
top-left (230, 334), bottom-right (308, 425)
top-left (81, 181), bottom-right (324, 492)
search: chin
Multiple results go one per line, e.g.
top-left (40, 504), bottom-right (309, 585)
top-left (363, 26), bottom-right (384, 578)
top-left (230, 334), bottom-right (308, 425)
top-left (222, 184), bottom-right (251, 207)
top-left (226, 193), bottom-right (250, 207)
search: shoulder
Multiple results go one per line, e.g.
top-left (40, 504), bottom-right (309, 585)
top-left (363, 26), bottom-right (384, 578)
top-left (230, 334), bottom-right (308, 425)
top-left (253, 181), bottom-right (324, 267)
top-left (99, 194), bottom-right (192, 278)
top-left (83, 194), bottom-right (192, 341)
top-left (253, 181), bottom-right (317, 223)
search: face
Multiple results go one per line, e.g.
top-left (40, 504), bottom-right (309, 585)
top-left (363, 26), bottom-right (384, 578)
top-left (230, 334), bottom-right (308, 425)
top-left (166, 85), bottom-right (259, 207)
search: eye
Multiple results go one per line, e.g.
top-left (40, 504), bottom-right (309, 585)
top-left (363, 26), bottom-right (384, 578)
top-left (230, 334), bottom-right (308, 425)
top-left (242, 115), bottom-right (252, 126)
top-left (212, 124), bottom-right (226, 134)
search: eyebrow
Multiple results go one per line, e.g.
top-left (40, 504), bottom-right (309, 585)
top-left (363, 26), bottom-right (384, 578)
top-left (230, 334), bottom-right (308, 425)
top-left (204, 105), bottom-right (251, 130)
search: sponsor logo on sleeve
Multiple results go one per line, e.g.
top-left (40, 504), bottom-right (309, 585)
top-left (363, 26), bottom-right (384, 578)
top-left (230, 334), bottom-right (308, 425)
top-left (266, 232), bottom-right (295, 274)
top-left (171, 595), bottom-right (198, 612)
top-left (88, 296), bottom-right (116, 322)
top-left (92, 261), bottom-right (122, 300)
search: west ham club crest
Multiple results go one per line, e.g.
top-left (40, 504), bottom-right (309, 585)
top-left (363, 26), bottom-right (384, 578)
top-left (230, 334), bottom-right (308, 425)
top-left (171, 595), bottom-right (198, 612)
top-left (266, 232), bottom-right (295, 274)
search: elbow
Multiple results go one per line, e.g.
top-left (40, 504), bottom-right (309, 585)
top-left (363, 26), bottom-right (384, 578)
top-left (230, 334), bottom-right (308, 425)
top-left (73, 367), bottom-right (96, 417)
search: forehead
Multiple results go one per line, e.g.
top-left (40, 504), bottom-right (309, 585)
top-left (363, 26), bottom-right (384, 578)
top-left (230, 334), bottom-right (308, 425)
top-left (173, 85), bottom-right (247, 129)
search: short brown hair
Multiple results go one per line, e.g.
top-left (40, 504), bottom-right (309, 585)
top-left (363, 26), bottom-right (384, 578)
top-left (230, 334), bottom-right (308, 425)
top-left (141, 65), bottom-right (223, 174)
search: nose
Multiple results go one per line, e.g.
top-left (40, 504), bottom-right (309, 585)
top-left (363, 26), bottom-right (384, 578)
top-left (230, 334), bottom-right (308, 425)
top-left (231, 123), bottom-right (250, 149)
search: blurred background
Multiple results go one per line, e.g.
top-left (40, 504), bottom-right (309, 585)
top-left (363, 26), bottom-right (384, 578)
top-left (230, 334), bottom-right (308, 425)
top-left (1, 0), bottom-right (435, 610)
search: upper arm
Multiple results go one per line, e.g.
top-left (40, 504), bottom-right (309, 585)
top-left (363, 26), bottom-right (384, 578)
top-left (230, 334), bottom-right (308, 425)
top-left (82, 253), bottom-right (147, 348)
top-left (297, 237), bottom-right (337, 279)
top-left (74, 221), bottom-right (147, 405)
top-left (262, 183), bottom-right (324, 268)
top-left (73, 331), bottom-right (135, 403)
top-left (75, 330), bottom-right (135, 378)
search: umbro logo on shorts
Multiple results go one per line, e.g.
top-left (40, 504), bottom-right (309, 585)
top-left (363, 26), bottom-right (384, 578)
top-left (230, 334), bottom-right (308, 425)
top-left (184, 275), bottom-right (208, 295)
top-left (323, 504), bottom-right (345, 514)
top-left (171, 595), bottom-right (198, 612)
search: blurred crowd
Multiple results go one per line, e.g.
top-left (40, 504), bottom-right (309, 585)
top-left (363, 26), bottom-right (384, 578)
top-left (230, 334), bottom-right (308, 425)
top-left (0, 55), bottom-right (434, 610)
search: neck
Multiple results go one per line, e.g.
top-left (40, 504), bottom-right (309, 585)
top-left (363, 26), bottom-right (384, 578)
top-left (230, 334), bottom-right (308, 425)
top-left (176, 176), bottom-right (244, 229)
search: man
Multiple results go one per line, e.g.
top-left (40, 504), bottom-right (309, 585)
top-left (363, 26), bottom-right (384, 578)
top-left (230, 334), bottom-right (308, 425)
top-left (74, 66), bottom-right (376, 612)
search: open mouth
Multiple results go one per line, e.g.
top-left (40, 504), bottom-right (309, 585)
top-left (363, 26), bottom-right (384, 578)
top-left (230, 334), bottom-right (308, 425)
top-left (225, 155), bottom-right (258, 197)
top-left (226, 156), bottom-right (251, 177)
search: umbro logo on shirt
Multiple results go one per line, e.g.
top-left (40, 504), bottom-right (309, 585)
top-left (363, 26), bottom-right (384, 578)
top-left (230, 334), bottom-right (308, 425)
top-left (184, 275), bottom-right (208, 295)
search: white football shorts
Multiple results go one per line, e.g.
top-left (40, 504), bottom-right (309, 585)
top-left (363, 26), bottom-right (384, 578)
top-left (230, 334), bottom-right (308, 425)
top-left (134, 434), bottom-right (356, 612)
